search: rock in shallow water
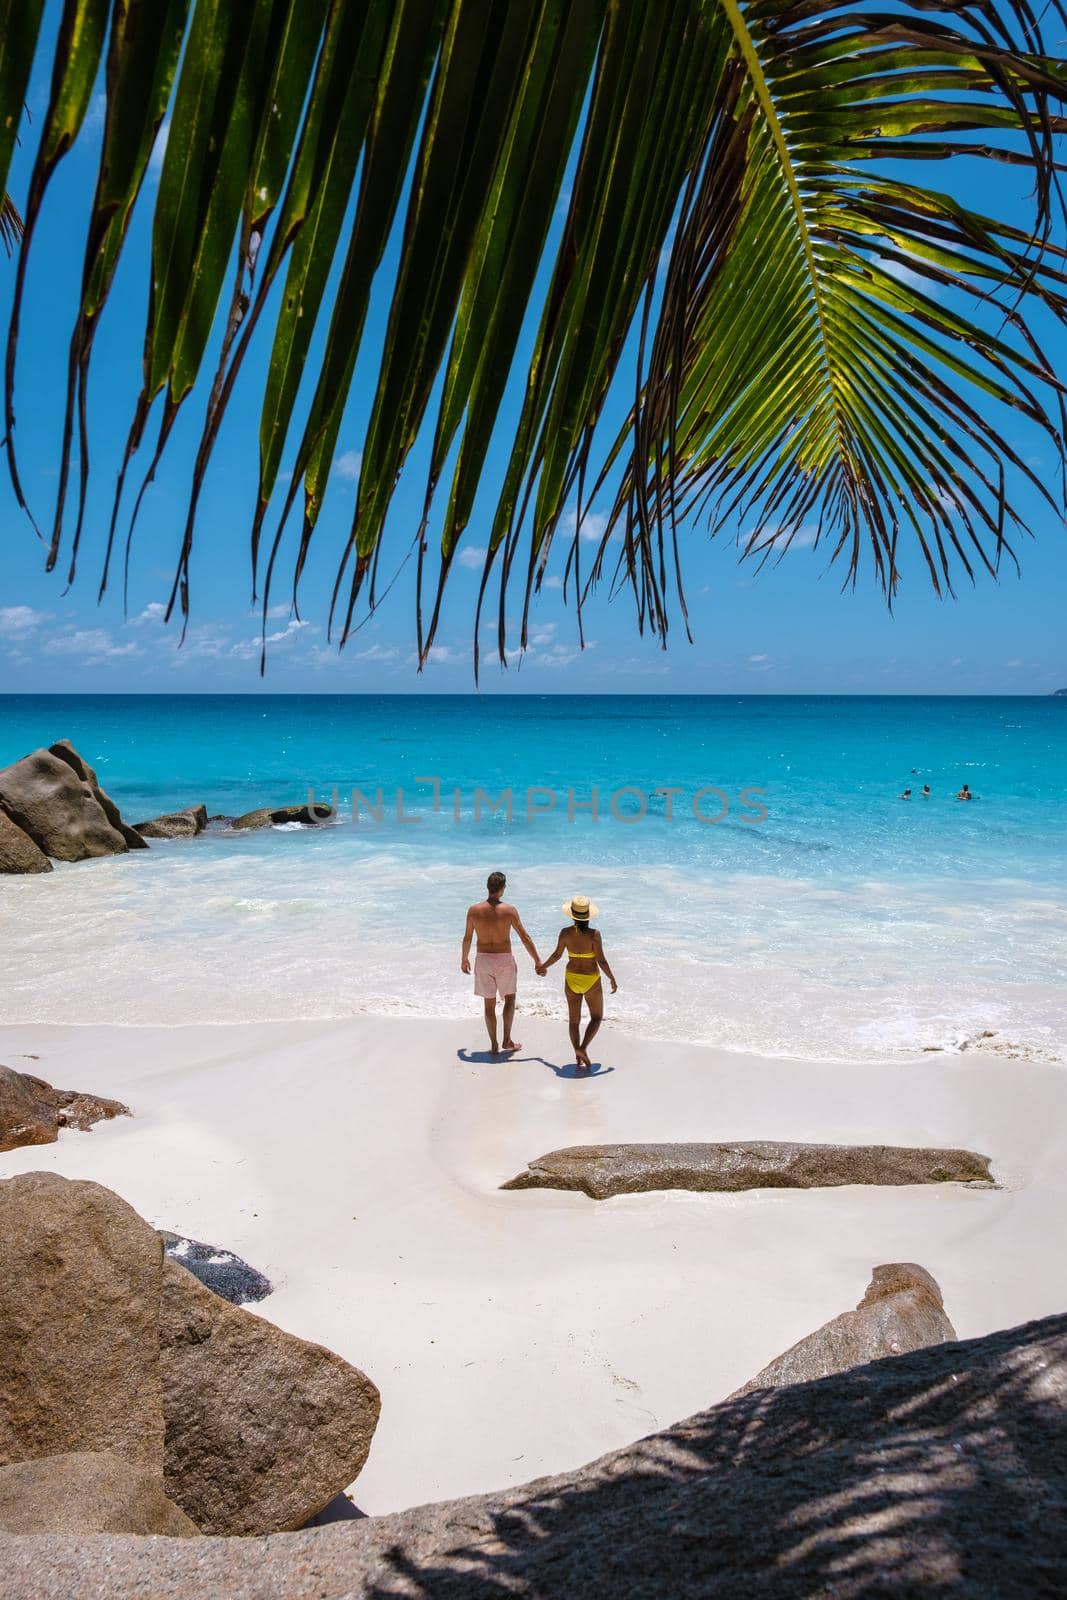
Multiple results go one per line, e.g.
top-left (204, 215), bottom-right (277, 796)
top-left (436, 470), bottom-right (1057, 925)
top-left (46, 741), bottom-right (146, 852)
top-left (502, 1140), bottom-right (994, 1198)
top-left (731, 1262), bottom-right (957, 1397)
top-left (134, 805), bottom-right (209, 840)
top-left (160, 1232), bottom-right (272, 1305)
top-left (0, 809), bottom-right (52, 874)
top-left (0, 1064), bottom-right (129, 1153)
top-left (0, 744), bottom-right (144, 862)
top-left (160, 1259), bottom-right (380, 1535)
top-left (0, 1174), bottom-right (166, 1474)
top-left (0, 1452), bottom-right (199, 1538)
top-left (2, 1313), bottom-right (1064, 1597)
top-left (231, 802), bottom-right (334, 830)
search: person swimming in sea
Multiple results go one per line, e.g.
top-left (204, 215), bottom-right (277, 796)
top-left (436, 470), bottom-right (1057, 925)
top-left (537, 895), bottom-right (617, 1071)
top-left (899, 787), bottom-right (912, 799)
top-left (956, 783), bottom-right (973, 800)
top-left (922, 784), bottom-right (931, 798)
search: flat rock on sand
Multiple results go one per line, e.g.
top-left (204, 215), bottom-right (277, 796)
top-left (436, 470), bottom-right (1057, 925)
top-left (2, 1313), bottom-right (1064, 1598)
top-left (0, 1174), bottom-right (165, 1472)
top-left (501, 1140), bottom-right (994, 1198)
top-left (0, 1453), bottom-right (199, 1538)
top-left (0, 1063), bottom-right (129, 1153)
top-left (160, 1259), bottom-right (380, 1535)
top-left (731, 1262), bottom-right (956, 1397)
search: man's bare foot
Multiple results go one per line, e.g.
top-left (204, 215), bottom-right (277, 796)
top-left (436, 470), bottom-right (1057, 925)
top-left (575, 1048), bottom-right (591, 1070)
top-left (502, 1039), bottom-right (522, 1053)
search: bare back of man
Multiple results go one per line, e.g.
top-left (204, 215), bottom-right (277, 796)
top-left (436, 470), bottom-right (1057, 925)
top-left (461, 871), bottom-right (541, 1056)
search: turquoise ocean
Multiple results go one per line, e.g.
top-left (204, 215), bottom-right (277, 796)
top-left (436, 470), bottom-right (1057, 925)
top-left (1, 694), bottom-right (1064, 1062)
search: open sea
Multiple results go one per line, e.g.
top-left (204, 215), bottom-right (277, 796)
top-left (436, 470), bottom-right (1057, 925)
top-left (1, 694), bottom-right (1064, 1063)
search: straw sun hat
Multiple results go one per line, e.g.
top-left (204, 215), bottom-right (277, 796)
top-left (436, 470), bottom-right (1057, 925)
top-left (562, 894), bottom-right (599, 921)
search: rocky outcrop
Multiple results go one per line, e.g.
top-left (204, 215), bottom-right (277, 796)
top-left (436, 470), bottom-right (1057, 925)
top-left (730, 1263), bottom-right (956, 1397)
top-left (0, 1175), bottom-right (166, 1473)
top-left (1, 1313), bottom-right (1064, 1598)
top-left (0, 1452), bottom-right (199, 1538)
top-left (0, 1065), bottom-right (129, 1152)
top-left (0, 1175), bottom-right (379, 1539)
top-left (0, 809), bottom-right (52, 874)
top-left (502, 1141), bottom-right (994, 1198)
top-left (134, 805), bottom-right (209, 840)
top-left (160, 1259), bottom-right (379, 1535)
top-left (46, 741), bottom-right (146, 850)
top-left (0, 745), bottom-right (144, 862)
top-left (161, 1232), bottom-right (272, 1305)
top-left (231, 802), bottom-right (334, 831)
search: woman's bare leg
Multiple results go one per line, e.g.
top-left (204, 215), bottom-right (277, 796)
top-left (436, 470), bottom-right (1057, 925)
top-left (566, 987), bottom-right (583, 1063)
top-left (580, 983), bottom-right (604, 1060)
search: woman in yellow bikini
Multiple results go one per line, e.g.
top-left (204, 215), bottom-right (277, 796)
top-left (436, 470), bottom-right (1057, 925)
top-left (537, 895), bottom-right (617, 1071)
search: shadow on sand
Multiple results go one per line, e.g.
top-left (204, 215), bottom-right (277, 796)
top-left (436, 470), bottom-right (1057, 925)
top-left (456, 1049), bottom-right (614, 1080)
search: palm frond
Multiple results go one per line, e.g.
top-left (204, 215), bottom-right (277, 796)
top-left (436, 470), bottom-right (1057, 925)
top-left (593, 1), bottom-right (1067, 636)
top-left (0, 194), bottom-right (21, 254)
top-left (0, 0), bottom-right (1064, 671)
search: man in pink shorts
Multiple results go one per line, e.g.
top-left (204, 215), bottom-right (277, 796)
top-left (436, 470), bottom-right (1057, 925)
top-left (461, 871), bottom-right (542, 1056)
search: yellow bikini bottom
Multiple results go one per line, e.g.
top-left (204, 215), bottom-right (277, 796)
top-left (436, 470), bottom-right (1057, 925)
top-left (565, 969), bottom-right (601, 995)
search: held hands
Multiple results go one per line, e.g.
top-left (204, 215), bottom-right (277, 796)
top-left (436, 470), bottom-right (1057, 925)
top-left (535, 962), bottom-right (547, 977)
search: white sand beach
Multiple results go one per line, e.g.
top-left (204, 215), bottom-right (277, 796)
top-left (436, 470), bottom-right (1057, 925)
top-left (1, 1014), bottom-right (1065, 1516)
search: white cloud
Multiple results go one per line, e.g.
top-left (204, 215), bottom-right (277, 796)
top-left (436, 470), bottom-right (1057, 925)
top-left (355, 643), bottom-right (399, 664)
top-left (1005, 659), bottom-right (1023, 669)
top-left (528, 622), bottom-right (557, 647)
top-left (538, 643), bottom-right (584, 670)
top-left (45, 628), bottom-right (141, 661)
top-left (264, 603), bottom-right (292, 620)
top-left (749, 653), bottom-right (768, 663)
top-left (148, 118), bottom-right (170, 177)
top-left (85, 92), bottom-right (107, 131)
top-left (333, 450), bottom-right (362, 482)
top-left (132, 602), bottom-right (166, 626)
top-left (882, 257), bottom-right (942, 300)
top-left (744, 522), bottom-right (818, 551)
top-left (542, 575), bottom-right (563, 591)
top-left (425, 644), bottom-right (461, 665)
top-left (563, 508), bottom-right (611, 545)
top-left (171, 624), bottom-right (233, 664)
top-left (0, 605), bottom-right (49, 638)
top-left (457, 545), bottom-right (486, 570)
top-left (230, 618), bottom-right (315, 660)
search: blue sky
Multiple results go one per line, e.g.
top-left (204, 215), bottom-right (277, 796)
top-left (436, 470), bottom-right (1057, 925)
top-left (0, 4), bottom-right (1064, 696)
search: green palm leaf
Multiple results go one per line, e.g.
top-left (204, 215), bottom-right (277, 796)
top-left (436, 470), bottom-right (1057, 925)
top-left (598, 1), bottom-right (1067, 638)
top-left (1, 0), bottom-right (1064, 672)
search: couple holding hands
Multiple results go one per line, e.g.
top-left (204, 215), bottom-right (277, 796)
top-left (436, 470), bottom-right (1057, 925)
top-left (461, 871), bottom-right (617, 1070)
